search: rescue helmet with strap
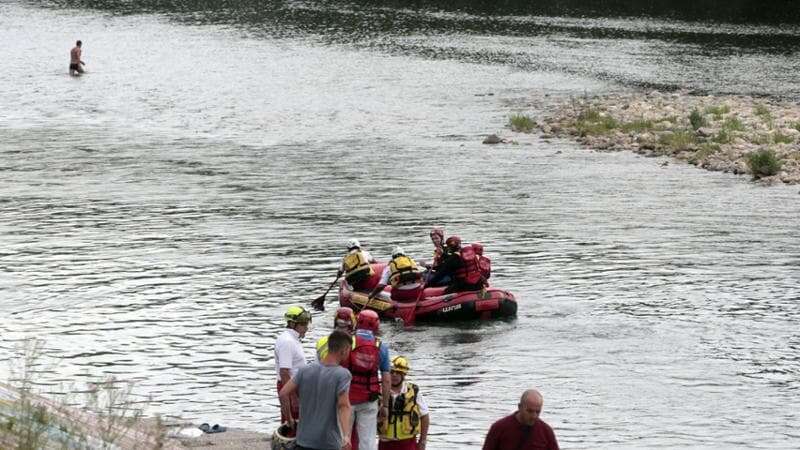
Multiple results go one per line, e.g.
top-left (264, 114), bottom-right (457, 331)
top-left (334, 307), bottom-right (356, 332)
top-left (356, 309), bottom-right (380, 333)
top-left (285, 305), bottom-right (312, 325)
top-left (391, 246), bottom-right (405, 258)
top-left (391, 356), bottom-right (410, 375)
top-left (346, 238), bottom-right (361, 250)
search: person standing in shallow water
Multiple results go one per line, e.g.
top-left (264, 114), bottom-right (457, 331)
top-left (69, 40), bottom-right (85, 76)
top-left (482, 389), bottom-right (559, 450)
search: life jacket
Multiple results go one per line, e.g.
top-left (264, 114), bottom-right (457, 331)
top-left (471, 243), bottom-right (491, 279)
top-left (382, 383), bottom-right (422, 441)
top-left (342, 250), bottom-right (374, 286)
top-left (455, 245), bottom-right (483, 285)
top-left (342, 334), bottom-right (381, 404)
top-left (388, 256), bottom-right (421, 287)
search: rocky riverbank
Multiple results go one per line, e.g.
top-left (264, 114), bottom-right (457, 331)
top-left (531, 91), bottom-right (800, 184)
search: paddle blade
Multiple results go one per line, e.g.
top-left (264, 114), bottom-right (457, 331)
top-left (310, 295), bottom-right (326, 311)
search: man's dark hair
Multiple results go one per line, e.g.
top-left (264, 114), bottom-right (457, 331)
top-left (76, 40), bottom-right (82, 46)
top-left (327, 330), bottom-right (352, 354)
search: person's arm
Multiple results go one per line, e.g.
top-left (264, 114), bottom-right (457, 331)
top-left (379, 371), bottom-right (391, 420)
top-left (368, 283), bottom-right (386, 300)
top-left (279, 368), bottom-right (292, 386)
top-left (482, 423), bottom-right (500, 450)
top-left (418, 414), bottom-right (430, 450)
top-left (337, 390), bottom-right (352, 450)
top-left (278, 379), bottom-right (298, 426)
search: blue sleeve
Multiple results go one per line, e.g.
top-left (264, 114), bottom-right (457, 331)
top-left (379, 343), bottom-right (390, 373)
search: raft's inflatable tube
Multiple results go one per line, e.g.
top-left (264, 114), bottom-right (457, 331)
top-left (338, 263), bottom-right (517, 322)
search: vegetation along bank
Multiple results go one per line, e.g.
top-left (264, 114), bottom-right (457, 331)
top-left (508, 91), bottom-right (800, 184)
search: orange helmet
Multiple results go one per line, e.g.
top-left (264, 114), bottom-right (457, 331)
top-left (356, 310), bottom-right (380, 333)
top-left (334, 307), bottom-right (356, 332)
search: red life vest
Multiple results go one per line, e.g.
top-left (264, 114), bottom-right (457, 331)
top-left (471, 243), bottom-right (491, 279)
top-left (455, 245), bottom-right (483, 285)
top-left (343, 335), bottom-right (381, 404)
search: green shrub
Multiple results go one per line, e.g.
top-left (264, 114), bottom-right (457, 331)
top-left (712, 129), bottom-right (734, 144)
top-left (754, 104), bottom-right (774, 128)
top-left (793, 121), bottom-right (800, 132)
top-left (508, 113), bottom-right (536, 133)
top-left (658, 130), bottom-right (697, 152)
top-left (705, 104), bottom-right (730, 120)
top-left (689, 109), bottom-right (705, 130)
top-left (620, 119), bottom-right (654, 133)
top-left (749, 133), bottom-right (771, 145)
top-left (772, 131), bottom-right (794, 144)
top-left (575, 108), bottom-right (618, 136)
top-left (722, 117), bottom-right (745, 132)
top-left (747, 149), bottom-right (783, 179)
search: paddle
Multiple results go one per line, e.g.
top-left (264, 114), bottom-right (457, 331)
top-left (400, 270), bottom-right (429, 327)
top-left (310, 275), bottom-right (341, 311)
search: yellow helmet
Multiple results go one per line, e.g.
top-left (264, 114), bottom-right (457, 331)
top-left (285, 305), bottom-right (312, 324)
top-left (391, 356), bottom-right (410, 374)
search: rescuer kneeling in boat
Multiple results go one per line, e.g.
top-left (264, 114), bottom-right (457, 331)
top-left (430, 236), bottom-right (485, 293)
top-left (316, 307), bottom-right (357, 361)
top-left (378, 356), bottom-right (429, 450)
top-left (367, 246), bottom-right (423, 303)
top-left (339, 238), bottom-right (377, 291)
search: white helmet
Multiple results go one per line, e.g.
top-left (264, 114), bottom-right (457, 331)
top-left (346, 238), bottom-right (361, 250)
top-left (391, 246), bottom-right (405, 258)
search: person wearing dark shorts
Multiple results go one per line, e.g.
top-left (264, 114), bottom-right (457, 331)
top-left (70, 40), bottom-right (85, 75)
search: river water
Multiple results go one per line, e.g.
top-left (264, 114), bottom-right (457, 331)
top-left (2, 1), bottom-right (800, 448)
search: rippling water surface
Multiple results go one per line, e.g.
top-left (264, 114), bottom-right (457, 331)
top-left (2, 1), bottom-right (800, 448)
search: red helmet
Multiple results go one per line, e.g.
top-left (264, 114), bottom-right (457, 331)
top-left (445, 235), bottom-right (462, 250)
top-left (334, 307), bottom-right (356, 331)
top-left (471, 242), bottom-right (484, 256)
top-left (356, 310), bottom-right (380, 333)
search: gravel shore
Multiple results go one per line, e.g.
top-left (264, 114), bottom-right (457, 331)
top-left (534, 90), bottom-right (800, 184)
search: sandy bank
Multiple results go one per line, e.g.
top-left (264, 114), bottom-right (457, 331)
top-left (534, 90), bottom-right (800, 184)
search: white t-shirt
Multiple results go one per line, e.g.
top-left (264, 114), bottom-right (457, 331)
top-left (274, 328), bottom-right (307, 379)
top-left (380, 265), bottom-right (421, 290)
top-left (390, 381), bottom-right (429, 416)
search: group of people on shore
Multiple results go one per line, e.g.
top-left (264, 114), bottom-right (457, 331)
top-left (339, 228), bottom-right (492, 304)
top-left (274, 304), bottom-right (559, 450)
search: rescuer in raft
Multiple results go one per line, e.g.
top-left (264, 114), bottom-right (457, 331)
top-left (338, 238), bottom-right (377, 291)
top-left (366, 246), bottom-right (424, 302)
top-left (429, 236), bottom-right (487, 293)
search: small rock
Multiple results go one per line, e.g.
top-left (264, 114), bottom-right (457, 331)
top-left (483, 134), bottom-right (502, 144)
top-left (697, 127), bottom-right (715, 137)
top-left (661, 161), bottom-right (669, 167)
top-left (540, 134), bottom-right (554, 139)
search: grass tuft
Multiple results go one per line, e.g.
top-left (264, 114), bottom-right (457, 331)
top-left (619, 119), bottom-right (654, 133)
top-left (658, 130), bottom-right (697, 152)
top-left (574, 108), bottom-right (618, 136)
top-left (772, 131), bottom-right (794, 144)
top-left (754, 104), bottom-right (774, 128)
top-left (747, 148), bottom-right (783, 179)
top-left (689, 109), bottom-right (705, 130)
top-left (722, 117), bottom-right (745, 132)
top-left (705, 104), bottom-right (730, 120)
top-left (712, 129), bottom-right (734, 144)
top-left (508, 113), bottom-right (536, 133)
top-left (688, 143), bottom-right (720, 165)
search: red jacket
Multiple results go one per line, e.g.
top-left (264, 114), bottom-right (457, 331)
top-left (482, 414), bottom-right (559, 450)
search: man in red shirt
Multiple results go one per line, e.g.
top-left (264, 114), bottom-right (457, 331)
top-left (482, 389), bottom-right (559, 450)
